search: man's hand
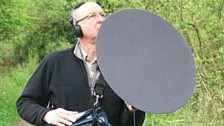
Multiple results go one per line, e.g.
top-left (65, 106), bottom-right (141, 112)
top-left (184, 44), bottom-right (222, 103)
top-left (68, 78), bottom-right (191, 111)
top-left (43, 108), bottom-right (78, 126)
top-left (125, 102), bottom-right (137, 112)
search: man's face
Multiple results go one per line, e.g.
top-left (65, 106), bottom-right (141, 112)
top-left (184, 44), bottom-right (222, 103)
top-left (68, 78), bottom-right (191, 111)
top-left (75, 2), bottom-right (105, 40)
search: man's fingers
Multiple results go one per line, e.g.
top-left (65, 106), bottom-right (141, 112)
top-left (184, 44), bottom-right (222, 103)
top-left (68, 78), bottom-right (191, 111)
top-left (49, 118), bottom-right (66, 126)
top-left (48, 115), bottom-right (73, 126)
top-left (44, 108), bottom-right (78, 126)
top-left (58, 111), bottom-right (77, 122)
top-left (125, 102), bottom-right (137, 112)
top-left (56, 115), bottom-right (73, 126)
top-left (57, 108), bottom-right (78, 122)
top-left (69, 112), bottom-right (79, 122)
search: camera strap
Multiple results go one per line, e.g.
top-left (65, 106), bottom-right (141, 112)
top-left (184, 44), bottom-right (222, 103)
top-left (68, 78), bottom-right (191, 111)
top-left (93, 74), bottom-right (106, 107)
top-left (71, 75), bottom-right (111, 126)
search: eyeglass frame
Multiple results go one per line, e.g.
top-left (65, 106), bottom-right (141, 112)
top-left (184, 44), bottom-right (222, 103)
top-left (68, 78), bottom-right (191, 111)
top-left (75, 13), bottom-right (106, 24)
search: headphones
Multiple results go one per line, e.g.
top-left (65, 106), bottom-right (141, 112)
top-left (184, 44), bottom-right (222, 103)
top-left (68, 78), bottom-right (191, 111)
top-left (70, 2), bottom-right (86, 38)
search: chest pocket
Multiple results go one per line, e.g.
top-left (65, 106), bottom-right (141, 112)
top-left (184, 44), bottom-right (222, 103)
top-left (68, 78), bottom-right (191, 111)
top-left (49, 79), bottom-right (91, 111)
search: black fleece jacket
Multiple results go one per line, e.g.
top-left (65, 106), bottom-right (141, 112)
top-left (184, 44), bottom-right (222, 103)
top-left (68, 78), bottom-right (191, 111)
top-left (16, 47), bottom-right (145, 126)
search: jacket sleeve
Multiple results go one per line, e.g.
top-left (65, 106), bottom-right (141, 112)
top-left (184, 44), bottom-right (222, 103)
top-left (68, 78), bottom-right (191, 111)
top-left (119, 104), bottom-right (145, 126)
top-left (16, 57), bottom-right (53, 125)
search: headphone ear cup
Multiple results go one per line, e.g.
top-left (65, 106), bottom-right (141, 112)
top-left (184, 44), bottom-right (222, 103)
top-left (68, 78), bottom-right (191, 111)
top-left (74, 24), bottom-right (83, 38)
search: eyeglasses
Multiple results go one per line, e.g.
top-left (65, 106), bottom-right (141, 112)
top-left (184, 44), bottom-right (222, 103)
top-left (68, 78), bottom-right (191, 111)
top-left (76, 13), bottom-right (106, 23)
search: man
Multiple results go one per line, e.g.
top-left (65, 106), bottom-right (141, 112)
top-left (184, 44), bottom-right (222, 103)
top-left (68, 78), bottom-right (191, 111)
top-left (16, 2), bottom-right (145, 126)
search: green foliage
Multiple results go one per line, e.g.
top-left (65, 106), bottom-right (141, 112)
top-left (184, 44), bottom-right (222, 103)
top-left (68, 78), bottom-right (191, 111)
top-left (0, 0), bottom-right (30, 66)
top-left (0, 0), bottom-right (223, 125)
top-left (0, 0), bottom-right (73, 67)
top-left (12, 0), bottom-right (73, 63)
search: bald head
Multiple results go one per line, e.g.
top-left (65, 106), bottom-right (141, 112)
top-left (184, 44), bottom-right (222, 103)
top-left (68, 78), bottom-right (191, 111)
top-left (72, 2), bottom-right (104, 24)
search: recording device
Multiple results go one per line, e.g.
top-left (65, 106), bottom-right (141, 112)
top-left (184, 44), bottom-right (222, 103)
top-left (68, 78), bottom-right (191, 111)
top-left (72, 107), bottom-right (110, 126)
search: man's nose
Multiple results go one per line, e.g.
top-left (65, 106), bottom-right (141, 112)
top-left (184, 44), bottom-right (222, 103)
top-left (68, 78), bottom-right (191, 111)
top-left (98, 15), bottom-right (105, 23)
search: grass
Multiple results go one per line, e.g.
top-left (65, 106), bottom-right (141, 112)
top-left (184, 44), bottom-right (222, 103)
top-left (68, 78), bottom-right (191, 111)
top-left (0, 61), bottom-right (37, 126)
top-left (0, 59), bottom-right (223, 126)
